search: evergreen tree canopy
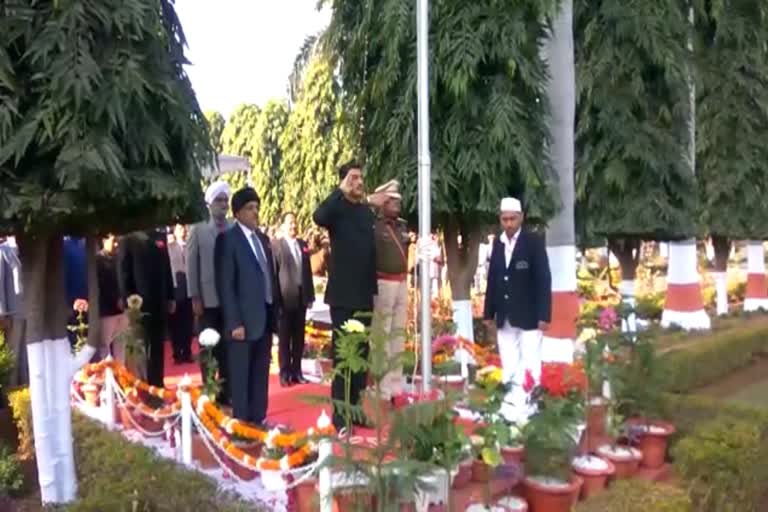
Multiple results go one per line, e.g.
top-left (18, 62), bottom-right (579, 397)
top-left (204, 110), bottom-right (226, 155)
top-left (251, 100), bottom-right (289, 226)
top-left (218, 103), bottom-right (260, 194)
top-left (321, 0), bottom-right (558, 225)
top-left (696, 0), bottom-right (768, 240)
top-left (0, 0), bottom-right (211, 236)
top-left (279, 51), bottom-right (354, 229)
top-left (574, 0), bottom-right (697, 245)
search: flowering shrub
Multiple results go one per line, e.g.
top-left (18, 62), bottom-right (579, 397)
top-left (197, 329), bottom-right (221, 399)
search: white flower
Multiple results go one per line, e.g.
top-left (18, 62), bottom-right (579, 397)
top-left (341, 319), bottom-right (365, 333)
top-left (279, 456), bottom-right (291, 471)
top-left (265, 428), bottom-right (281, 449)
top-left (199, 328), bottom-right (221, 348)
top-left (316, 410), bottom-right (332, 430)
top-left (509, 424), bottom-right (522, 439)
top-left (126, 294), bottom-right (143, 310)
top-left (577, 328), bottom-right (598, 343)
top-left (470, 435), bottom-right (485, 447)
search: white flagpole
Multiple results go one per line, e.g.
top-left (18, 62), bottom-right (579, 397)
top-left (416, 0), bottom-right (432, 390)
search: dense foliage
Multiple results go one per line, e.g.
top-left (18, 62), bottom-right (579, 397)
top-left (696, 1), bottom-right (768, 240)
top-left (321, 0), bottom-right (559, 225)
top-left (574, 0), bottom-right (697, 244)
top-left (204, 111), bottom-right (226, 155)
top-left (250, 100), bottom-right (289, 226)
top-left (0, 0), bottom-right (212, 235)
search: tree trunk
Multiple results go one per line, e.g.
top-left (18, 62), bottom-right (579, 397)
top-left (542, 0), bottom-right (577, 363)
top-left (608, 236), bottom-right (640, 333)
top-left (17, 234), bottom-right (97, 504)
top-left (444, 221), bottom-right (481, 342)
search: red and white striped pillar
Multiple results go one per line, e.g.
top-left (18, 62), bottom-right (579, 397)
top-left (744, 241), bottom-right (768, 312)
top-left (661, 240), bottom-right (710, 330)
top-left (541, 245), bottom-right (579, 363)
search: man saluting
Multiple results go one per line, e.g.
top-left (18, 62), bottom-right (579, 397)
top-left (484, 197), bottom-right (551, 422)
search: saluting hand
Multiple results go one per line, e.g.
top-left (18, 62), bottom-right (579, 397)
top-left (232, 326), bottom-right (245, 341)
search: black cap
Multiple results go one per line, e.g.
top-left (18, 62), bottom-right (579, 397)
top-left (231, 187), bottom-right (260, 215)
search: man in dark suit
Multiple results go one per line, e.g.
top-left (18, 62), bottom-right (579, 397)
top-left (117, 229), bottom-right (176, 387)
top-left (273, 212), bottom-right (315, 387)
top-left (313, 161), bottom-right (388, 431)
top-left (215, 187), bottom-right (279, 424)
top-left (483, 197), bottom-right (551, 423)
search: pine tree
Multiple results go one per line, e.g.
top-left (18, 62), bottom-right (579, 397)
top-left (322, 0), bottom-right (559, 314)
top-left (0, 0), bottom-right (211, 502)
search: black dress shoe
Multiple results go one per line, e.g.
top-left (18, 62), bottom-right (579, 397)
top-left (280, 375), bottom-right (293, 387)
top-left (292, 374), bottom-right (309, 385)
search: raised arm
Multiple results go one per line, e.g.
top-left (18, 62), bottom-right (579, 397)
top-left (312, 188), bottom-right (346, 228)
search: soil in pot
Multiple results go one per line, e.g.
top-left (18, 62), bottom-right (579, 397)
top-left (628, 421), bottom-right (676, 469)
top-left (471, 458), bottom-right (494, 482)
top-left (596, 444), bottom-right (641, 479)
top-left (571, 455), bottom-right (615, 499)
top-left (524, 475), bottom-right (582, 512)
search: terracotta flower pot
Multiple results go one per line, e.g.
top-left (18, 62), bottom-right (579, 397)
top-left (587, 398), bottom-right (608, 437)
top-left (596, 445), bottom-right (641, 479)
top-left (292, 476), bottom-right (318, 512)
top-left (318, 358), bottom-right (333, 377)
top-left (501, 445), bottom-right (525, 466)
top-left (523, 475), bottom-right (582, 512)
top-left (82, 383), bottom-right (101, 406)
top-left (332, 487), bottom-right (375, 512)
top-left (191, 432), bottom-right (220, 470)
top-left (453, 459), bottom-right (473, 489)
top-left (627, 420), bottom-right (676, 469)
top-left (433, 374), bottom-right (466, 393)
top-left (571, 455), bottom-right (615, 500)
top-left (471, 458), bottom-right (493, 482)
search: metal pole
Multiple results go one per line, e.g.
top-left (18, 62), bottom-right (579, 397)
top-left (416, 0), bottom-right (432, 390)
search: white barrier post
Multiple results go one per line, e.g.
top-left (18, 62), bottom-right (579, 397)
top-left (179, 374), bottom-right (193, 467)
top-left (104, 359), bottom-right (116, 429)
top-left (318, 437), bottom-right (332, 512)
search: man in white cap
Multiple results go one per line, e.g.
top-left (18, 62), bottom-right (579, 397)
top-left (370, 179), bottom-right (410, 399)
top-left (186, 180), bottom-right (232, 404)
top-left (483, 197), bottom-right (551, 422)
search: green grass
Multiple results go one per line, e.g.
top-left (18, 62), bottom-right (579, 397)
top-left (721, 379), bottom-right (768, 408)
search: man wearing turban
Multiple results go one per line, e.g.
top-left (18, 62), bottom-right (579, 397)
top-left (186, 180), bottom-right (232, 404)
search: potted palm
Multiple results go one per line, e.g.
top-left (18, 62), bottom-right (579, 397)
top-left (521, 363), bottom-right (586, 512)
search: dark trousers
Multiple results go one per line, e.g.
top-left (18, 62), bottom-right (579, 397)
top-left (278, 306), bottom-right (307, 378)
top-left (142, 311), bottom-right (166, 388)
top-left (227, 308), bottom-right (273, 423)
top-left (170, 276), bottom-right (193, 361)
top-left (199, 307), bottom-right (230, 404)
top-left (330, 307), bottom-right (371, 429)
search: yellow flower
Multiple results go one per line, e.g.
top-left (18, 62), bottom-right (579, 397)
top-left (126, 294), bottom-right (143, 310)
top-left (477, 365), bottom-right (503, 384)
top-left (341, 319), bottom-right (366, 334)
top-left (577, 328), bottom-right (597, 344)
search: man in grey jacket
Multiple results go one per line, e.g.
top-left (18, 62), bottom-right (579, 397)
top-left (187, 180), bottom-right (232, 404)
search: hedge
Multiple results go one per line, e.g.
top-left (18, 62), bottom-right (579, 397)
top-left (672, 414), bottom-right (768, 512)
top-left (658, 317), bottom-right (768, 393)
top-left (574, 480), bottom-right (692, 512)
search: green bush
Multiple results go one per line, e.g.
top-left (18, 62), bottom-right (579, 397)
top-left (0, 444), bottom-right (23, 497)
top-left (659, 321), bottom-right (768, 392)
top-left (69, 414), bottom-right (255, 511)
top-left (0, 330), bottom-right (15, 399)
top-left (574, 480), bottom-right (692, 512)
top-left (635, 291), bottom-right (664, 321)
top-left (672, 416), bottom-right (768, 512)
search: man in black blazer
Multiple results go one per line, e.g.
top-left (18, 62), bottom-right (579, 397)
top-left (483, 197), bottom-right (552, 422)
top-left (313, 161), bottom-right (388, 431)
top-left (117, 229), bottom-right (176, 387)
top-left (214, 187), bottom-right (280, 424)
top-left (273, 212), bottom-right (315, 387)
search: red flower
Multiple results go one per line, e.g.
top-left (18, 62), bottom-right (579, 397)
top-left (155, 240), bottom-right (166, 249)
top-left (539, 362), bottom-right (587, 398)
top-left (523, 369), bottom-right (535, 393)
top-left (73, 299), bottom-right (89, 313)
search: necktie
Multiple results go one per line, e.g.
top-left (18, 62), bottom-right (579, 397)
top-left (293, 240), bottom-right (301, 267)
top-left (251, 233), bottom-right (273, 304)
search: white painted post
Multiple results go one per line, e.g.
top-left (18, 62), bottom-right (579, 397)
top-left (104, 361), bottom-right (116, 429)
top-left (179, 374), bottom-right (193, 467)
top-left (318, 438), bottom-right (333, 512)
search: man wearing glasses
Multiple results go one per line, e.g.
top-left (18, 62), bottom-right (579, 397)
top-left (483, 197), bottom-right (551, 422)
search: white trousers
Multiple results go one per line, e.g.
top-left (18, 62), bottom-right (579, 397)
top-left (497, 322), bottom-right (542, 423)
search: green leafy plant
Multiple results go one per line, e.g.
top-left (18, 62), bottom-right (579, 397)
top-left (574, 480), bottom-right (692, 512)
top-left (8, 388), bottom-right (32, 460)
top-left (0, 330), bottom-right (16, 400)
top-left (0, 444), bottom-right (23, 497)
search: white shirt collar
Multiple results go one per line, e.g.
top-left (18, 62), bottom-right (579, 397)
top-left (500, 230), bottom-right (520, 246)
top-left (237, 221), bottom-right (255, 238)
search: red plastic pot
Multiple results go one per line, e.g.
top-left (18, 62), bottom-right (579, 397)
top-left (596, 445), bottom-right (641, 479)
top-left (471, 458), bottom-right (493, 482)
top-left (571, 456), bottom-right (615, 499)
top-left (628, 420), bottom-right (676, 469)
top-left (453, 459), bottom-right (473, 489)
top-left (501, 445), bottom-right (525, 465)
top-left (523, 475), bottom-right (582, 512)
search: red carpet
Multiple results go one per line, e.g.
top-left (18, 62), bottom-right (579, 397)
top-left (162, 339), bottom-right (332, 431)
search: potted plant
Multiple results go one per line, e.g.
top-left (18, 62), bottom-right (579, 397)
top-left (197, 328), bottom-right (222, 400)
top-left (521, 363), bottom-right (586, 512)
top-left (570, 454), bottom-right (615, 499)
top-left (594, 444), bottom-right (641, 479)
top-left (466, 496), bottom-right (529, 512)
top-left (304, 323), bottom-right (332, 376)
